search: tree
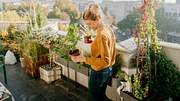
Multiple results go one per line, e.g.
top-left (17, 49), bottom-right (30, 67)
top-left (19, 0), bottom-right (48, 30)
top-left (36, 4), bottom-right (48, 28)
top-left (2, 2), bottom-right (18, 11)
top-left (48, 0), bottom-right (80, 23)
top-left (117, 8), bottom-right (141, 33)
top-left (0, 10), bottom-right (25, 21)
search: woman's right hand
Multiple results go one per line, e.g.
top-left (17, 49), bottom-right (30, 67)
top-left (70, 50), bottom-right (86, 63)
top-left (70, 55), bottom-right (81, 63)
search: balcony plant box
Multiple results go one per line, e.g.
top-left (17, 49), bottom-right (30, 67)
top-left (68, 61), bottom-right (89, 88)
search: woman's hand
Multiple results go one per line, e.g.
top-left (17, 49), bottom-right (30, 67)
top-left (70, 55), bottom-right (81, 63)
top-left (70, 51), bottom-right (85, 63)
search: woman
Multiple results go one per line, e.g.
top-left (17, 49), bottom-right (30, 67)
top-left (71, 3), bottom-right (116, 101)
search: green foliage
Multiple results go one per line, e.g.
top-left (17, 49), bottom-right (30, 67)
top-left (20, 1), bottom-right (48, 31)
top-left (149, 47), bottom-right (180, 98)
top-left (52, 24), bottom-right (80, 60)
top-left (7, 24), bottom-right (18, 40)
top-left (0, 10), bottom-right (27, 21)
top-left (36, 5), bottom-right (48, 28)
top-left (112, 54), bottom-right (123, 78)
top-left (131, 46), bottom-right (180, 100)
top-left (0, 41), bottom-right (5, 55)
top-left (49, 0), bottom-right (80, 23)
top-left (129, 74), bottom-right (144, 101)
top-left (124, 1), bottom-right (180, 100)
top-left (14, 31), bottom-right (27, 44)
top-left (21, 38), bottom-right (49, 62)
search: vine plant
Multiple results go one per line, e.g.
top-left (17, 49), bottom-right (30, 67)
top-left (131, 0), bottom-right (161, 100)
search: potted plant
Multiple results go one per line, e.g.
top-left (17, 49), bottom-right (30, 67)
top-left (20, 38), bottom-right (49, 78)
top-left (39, 63), bottom-right (61, 84)
top-left (52, 24), bottom-right (91, 87)
top-left (53, 23), bottom-right (80, 63)
top-left (79, 24), bottom-right (93, 44)
top-left (52, 23), bottom-right (80, 76)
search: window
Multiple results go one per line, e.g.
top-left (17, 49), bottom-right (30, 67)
top-left (165, 12), bottom-right (169, 16)
top-left (173, 12), bottom-right (177, 17)
top-left (169, 12), bottom-right (172, 16)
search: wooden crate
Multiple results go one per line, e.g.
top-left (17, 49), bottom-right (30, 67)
top-left (40, 66), bottom-right (61, 84)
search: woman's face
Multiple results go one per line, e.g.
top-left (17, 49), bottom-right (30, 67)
top-left (84, 17), bottom-right (101, 30)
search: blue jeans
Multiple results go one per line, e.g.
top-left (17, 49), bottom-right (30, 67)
top-left (88, 67), bottom-right (112, 101)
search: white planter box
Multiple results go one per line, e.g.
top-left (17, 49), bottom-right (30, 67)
top-left (40, 66), bottom-right (61, 84)
top-left (77, 72), bottom-right (89, 88)
top-left (61, 65), bottom-right (68, 77)
top-left (106, 85), bottom-right (120, 101)
top-left (54, 60), bottom-right (89, 88)
top-left (69, 68), bottom-right (75, 81)
top-left (61, 65), bottom-right (89, 88)
top-left (60, 64), bottom-right (76, 81)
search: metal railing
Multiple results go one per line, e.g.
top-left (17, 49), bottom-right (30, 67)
top-left (0, 55), bottom-right (7, 84)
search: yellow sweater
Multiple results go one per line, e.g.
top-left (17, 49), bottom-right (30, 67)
top-left (85, 26), bottom-right (116, 71)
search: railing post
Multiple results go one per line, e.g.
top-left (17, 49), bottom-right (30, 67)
top-left (0, 55), bottom-right (7, 84)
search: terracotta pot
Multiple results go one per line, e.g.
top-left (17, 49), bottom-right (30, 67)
top-left (69, 49), bottom-right (80, 56)
top-left (84, 36), bottom-right (92, 43)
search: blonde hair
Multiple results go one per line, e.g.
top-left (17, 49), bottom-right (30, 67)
top-left (83, 3), bottom-right (101, 21)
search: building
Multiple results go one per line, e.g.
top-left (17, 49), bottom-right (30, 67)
top-left (39, 0), bottom-right (55, 12)
top-left (71, 0), bottom-right (95, 12)
top-left (0, 21), bottom-right (28, 31)
top-left (177, 0), bottom-right (180, 3)
top-left (161, 3), bottom-right (180, 20)
top-left (167, 32), bottom-right (180, 44)
top-left (101, 0), bottom-right (142, 22)
top-left (0, 0), bottom-right (21, 5)
top-left (160, 0), bottom-right (176, 4)
top-left (72, 0), bottom-right (142, 22)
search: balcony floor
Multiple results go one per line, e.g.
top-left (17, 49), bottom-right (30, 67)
top-left (0, 63), bottom-right (88, 101)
